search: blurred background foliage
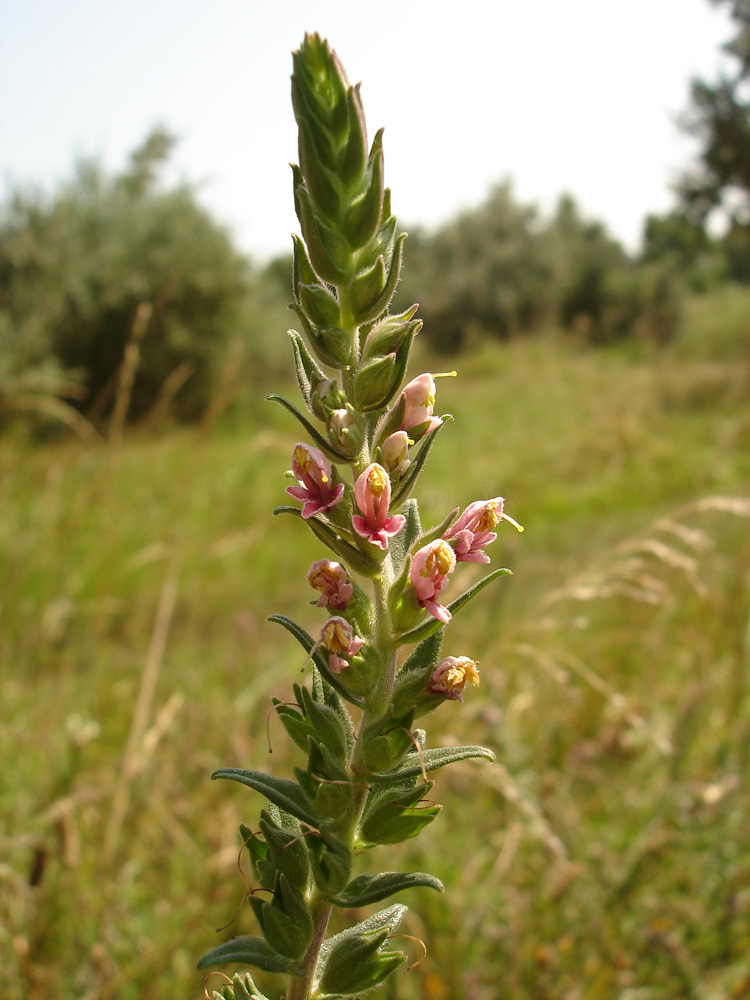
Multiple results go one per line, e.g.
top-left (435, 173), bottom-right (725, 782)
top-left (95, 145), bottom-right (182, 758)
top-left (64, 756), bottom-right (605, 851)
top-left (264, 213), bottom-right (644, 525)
top-left (2, 2), bottom-right (750, 999)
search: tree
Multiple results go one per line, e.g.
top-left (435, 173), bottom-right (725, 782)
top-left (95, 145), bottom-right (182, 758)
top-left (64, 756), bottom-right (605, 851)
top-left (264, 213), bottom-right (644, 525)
top-left (679, 1), bottom-right (750, 229)
top-left (0, 127), bottom-right (249, 425)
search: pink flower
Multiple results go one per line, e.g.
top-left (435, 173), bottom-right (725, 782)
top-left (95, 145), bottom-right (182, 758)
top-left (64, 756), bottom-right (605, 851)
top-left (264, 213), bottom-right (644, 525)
top-left (427, 656), bottom-right (480, 701)
top-left (400, 374), bottom-right (443, 439)
top-left (444, 497), bottom-right (524, 562)
top-left (307, 559), bottom-right (353, 610)
top-left (351, 463), bottom-right (406, 550)
top-left (320, 616), bottom-right (364, 674)
top-left (286, 443), bottom-right (345, 519)
top-left (409, 539), bottom-right (456, 623)
top-left (380, 431), bottom-right (410, 479)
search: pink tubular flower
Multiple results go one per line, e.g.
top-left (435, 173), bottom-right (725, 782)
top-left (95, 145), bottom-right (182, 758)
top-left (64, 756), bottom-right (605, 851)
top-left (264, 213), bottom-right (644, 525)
top-left (286, 443), bottom-right (345, 519)
top-left (409, 539), bottom-right (456, 623)
top-left (307, 559), bottom-right (353, 610)
top-left (400, 374), bottom-right (443, 438)
top-left (320, 616), bottom-right (364, 674)
top-left (444, 497), bottom-right (524, 562)
top-left (351, 463), bottom-right (406, 550)
top-left (428, 656), bottom-right (480, 701)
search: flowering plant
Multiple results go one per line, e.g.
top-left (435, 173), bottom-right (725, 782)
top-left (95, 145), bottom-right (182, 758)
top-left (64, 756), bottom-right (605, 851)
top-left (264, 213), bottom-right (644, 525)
top-left (199, 34), bottom-right (521, 1000)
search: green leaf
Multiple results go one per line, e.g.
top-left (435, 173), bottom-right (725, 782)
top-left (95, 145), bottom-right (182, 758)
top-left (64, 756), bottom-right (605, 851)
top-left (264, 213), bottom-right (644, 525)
top-left (288, 329), bottom-right (325, 411)
top-left (333, 870), bottom-right (444, 907)
top-left (372, 744), bottom-right (496, 785)
top-left (197, 935), bottom-right (304, 975)
top-left (395, 567), bottom-right (512, 647)
top-left (318, 904), bottom-right (408, 963)
top-left (266, 613), bottom-right (365, 707)
top-left (342, 132), bottom-right (384, 248)
top-left (211, 768), bottom-right (320, 827)
top-left (272, 506), bottom-right (380, 579)
top-left (265, 393), bottom-right (347, 462)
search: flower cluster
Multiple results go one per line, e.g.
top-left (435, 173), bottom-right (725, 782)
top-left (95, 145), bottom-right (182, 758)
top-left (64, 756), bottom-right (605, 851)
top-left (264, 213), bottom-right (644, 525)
top-left (200, 33), bottom-right (522, 1000)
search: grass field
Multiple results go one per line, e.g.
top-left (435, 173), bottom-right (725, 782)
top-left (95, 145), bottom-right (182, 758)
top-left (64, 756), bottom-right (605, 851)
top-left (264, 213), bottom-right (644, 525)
top-left (2, 286), bottom-right (750, 1000)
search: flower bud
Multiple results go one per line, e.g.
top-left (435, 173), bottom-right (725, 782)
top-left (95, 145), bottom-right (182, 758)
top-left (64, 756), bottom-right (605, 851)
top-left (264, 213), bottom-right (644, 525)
top-left (379, 431), bottom-right (410, 480)
top-left (328, 407), bottom-right (366, 458)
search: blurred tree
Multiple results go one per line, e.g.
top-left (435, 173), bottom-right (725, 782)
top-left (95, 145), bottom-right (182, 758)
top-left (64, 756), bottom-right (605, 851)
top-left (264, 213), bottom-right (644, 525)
top-left (679, 0), bottom-right (750, 280)
top-left (0, 127), bottom-right (249, 425)
top-left (396, 181), bottom-right (555, 352)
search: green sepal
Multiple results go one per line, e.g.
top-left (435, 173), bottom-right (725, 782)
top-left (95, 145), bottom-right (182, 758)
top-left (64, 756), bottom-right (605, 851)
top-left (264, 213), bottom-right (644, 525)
top-left (288, 330), bottom-right (326, 412)
top-left (272, 507), bottom-right (380, 579)
top-left (239, 822), bottom-right (275, 891)
top-left (358, 781), bottom-right (440, 846)
top-left (339, 83), bottom-right (367, 190)
top-left (317, 904), bottom-right (408, 996)
top-left (311, 666), bottom-right (356, 754)
top-left (391, 417), bottom-right (451, 506)
top-left (318, 325), bottom-right (354, 367)
top-left (266, 613), bottom-right (365, 707)
top-left (298, 684), bottom-right (351, 762)
top-left (197, 935), bottom-right (304, 976)
top-left (258, 811), bottom-right (310, 893)
top-left (389, 497), bottom-right (421, 570)
top-left (349, 255), bottom-right (386, 322)
top-left (362, 304), bottom-right (420, 361)
top-left (360, 734), bottom-right (397, 772)
top-left (332, 870), bottom-right (444, 908)
top-left (248, 873), bottom-right (313, 959)
top-left (291, 234), bottom-right (319, 302)
top-left (298, 282), bottom-right (341, 330)
top-left (352, 351), bottom-right (397, 411)
top-left (372, 745), bottom-right (496, 785)
top-left (359, 204), bottom-right (397, 272)
top-left (342, 130), bottom-right (384, 248)
top-left (409, 507), bottom-right (461, 553)
top-left (305, 822), bottom-right (353, 898)
top-left (296, 186), bottom-right (352, 284)
top-left (266, 393), bottom-right (348, 462)
top-left (298, 738), bottom-right (356, 822)
top-left (389, 629), bottom-right (445, 717)
top-left (211, 767), bottom-right (320, 827)
top-left (297, 117), bottom-right (341, 221)
top-left (291, 75), bottom-right (337, 171)
top-left (395, 567), bottom-right (512, 647)
top-left (272, 697), bottom-right (310, 754)
top-left (207, 971), bottom-right (269, 1000)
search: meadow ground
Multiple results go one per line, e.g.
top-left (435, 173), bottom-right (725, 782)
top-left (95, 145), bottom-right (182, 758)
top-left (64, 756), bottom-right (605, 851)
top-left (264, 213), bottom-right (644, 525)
top-left (2, 285), bottom-right (750, 1000)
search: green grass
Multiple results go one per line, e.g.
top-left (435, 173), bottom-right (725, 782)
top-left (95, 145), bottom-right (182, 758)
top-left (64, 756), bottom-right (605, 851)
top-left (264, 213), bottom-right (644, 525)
top-left (2, 288), bottom-right (750, 1000)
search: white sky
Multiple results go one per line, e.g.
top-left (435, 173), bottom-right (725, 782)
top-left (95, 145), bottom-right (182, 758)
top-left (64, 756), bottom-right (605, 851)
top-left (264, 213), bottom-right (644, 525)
top-left (0, 0), bottom-right (734, 260)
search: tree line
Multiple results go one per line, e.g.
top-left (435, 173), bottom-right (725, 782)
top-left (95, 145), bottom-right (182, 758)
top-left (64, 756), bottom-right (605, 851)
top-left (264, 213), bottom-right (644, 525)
top-left (1, 0), bottom-right (747, 431)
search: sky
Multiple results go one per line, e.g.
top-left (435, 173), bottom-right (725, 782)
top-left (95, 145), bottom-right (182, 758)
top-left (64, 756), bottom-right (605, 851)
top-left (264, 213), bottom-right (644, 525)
top-left (0, 0), bottom-right (735, 261)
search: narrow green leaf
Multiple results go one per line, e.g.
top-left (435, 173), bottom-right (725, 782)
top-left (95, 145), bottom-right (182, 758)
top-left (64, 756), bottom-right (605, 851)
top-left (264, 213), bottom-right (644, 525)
top-left (265, 393), bottom-right (347, 462)
top-left (266, 613), bottom-right (365, 707)
top-left (211, 768), bottom-right (320, 827)
top-left (372, 744), bottom-right (496, 784)
top-left (318, 904), bottom-right (408, 963)
top-left (395, 567), bottom-right (512, 647)
top-left (197, 935), bottom-right (304, 975)
top-left (271, 507), bottom-right (379, 579)
top-left (333, 870), bottom-right (444, 907)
